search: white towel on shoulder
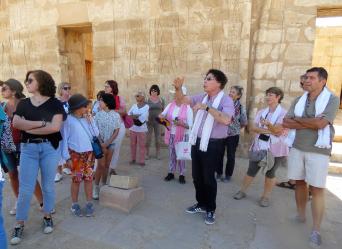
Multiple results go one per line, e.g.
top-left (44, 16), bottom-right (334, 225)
top-left (285, 87), bottom-right (331, 149)
top-left (189, 91), bottom-right (224, 152)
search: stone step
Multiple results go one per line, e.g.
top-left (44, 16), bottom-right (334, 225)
top-left (109, 175), bottom-right (139, 189)
top-left (328, 162), bottom-right (342, 174)
top-left (331, 142), bottom-right (342, 162)
top-left (99, 185), bottom-right (144, 213)
top-left (333, 124), bottom-right (342, 142)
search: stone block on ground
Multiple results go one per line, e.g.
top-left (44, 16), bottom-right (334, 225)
top-left (99, 185), bottom-right (144, 213)
top-left (109, 175), bottom-right (139, 189)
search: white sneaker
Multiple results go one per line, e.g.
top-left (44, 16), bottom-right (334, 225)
top-left (9, 202), bottom-right (17, 215)
top-left (92, 185), bottom-right (100, 200)
top-left (54, 173), bottom-right (63, 182)
top-left (62, 167), bottom-right (72, 175)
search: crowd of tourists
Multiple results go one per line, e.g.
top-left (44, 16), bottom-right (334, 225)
top-left (0, 67), bottom-right (339, 248)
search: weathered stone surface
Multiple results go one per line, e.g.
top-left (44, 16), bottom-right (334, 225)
top-left (109, 175), bottom-right (139, 189)
top-left (99, 186), bottom-right (144, 213)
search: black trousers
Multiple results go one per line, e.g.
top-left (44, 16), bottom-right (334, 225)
top-left (191, 138), bottom-right (225, 212)
top-left (217, 135), bottom-right (240, 177)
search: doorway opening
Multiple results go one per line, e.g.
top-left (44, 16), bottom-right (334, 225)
top-left (313, 8), bottom-right (342, 108)
top-left (58, 24), bottom-right (94, 99)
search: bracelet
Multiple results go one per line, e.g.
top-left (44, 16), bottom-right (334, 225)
top-left (205, 106), bottom-right (210, 112)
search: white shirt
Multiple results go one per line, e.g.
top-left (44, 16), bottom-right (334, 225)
top-left (61, 115), bottom-right (100, 160)
top-left (128, 104), bottom-right (149, 132)
top-left (95, 110), bottom-right (121, 143)
top-left (0, 168), bottom-right (3, 182)
top-left (161, 103), bottom-right (193, 135)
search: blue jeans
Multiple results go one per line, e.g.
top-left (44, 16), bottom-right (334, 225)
top-left (0, 181), bottom-right (7, 249)
top-left (16, 142), bottom-right (60, 221)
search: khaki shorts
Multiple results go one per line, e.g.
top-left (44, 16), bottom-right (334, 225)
top-left (287, 147), bottom-right (330, 188)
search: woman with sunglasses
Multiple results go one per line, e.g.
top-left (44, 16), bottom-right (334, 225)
top-left (0, 79), bottom-right (44, 216)
top-left (146, 84), bottom-right (165, 160)
top-left (54, 82), bottom-right (72, 182)
top-left (103, 80), bottom-right (126, 175)
top-left (10, 70), bottom-right (66, 245)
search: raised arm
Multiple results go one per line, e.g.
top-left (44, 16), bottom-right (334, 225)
top-left (173, 77), bottom-right (191, 105)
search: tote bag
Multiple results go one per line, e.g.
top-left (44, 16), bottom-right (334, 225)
top-left (175, 141), bottom-right (192, 160)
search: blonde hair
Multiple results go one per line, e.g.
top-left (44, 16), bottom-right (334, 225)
top-left (57, 82), bottom-right (71, 96)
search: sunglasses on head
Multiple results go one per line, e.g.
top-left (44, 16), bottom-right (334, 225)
top-left (63, 86), bottom-right (71, 90)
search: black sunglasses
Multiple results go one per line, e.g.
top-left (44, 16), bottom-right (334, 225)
top-left (63, 86), bottom-right (71, 90)
top-left (26, 78), bottom-right (34, 84)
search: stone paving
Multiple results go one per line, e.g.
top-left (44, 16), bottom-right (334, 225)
top-left (2, 140), bottom-right (342, 249)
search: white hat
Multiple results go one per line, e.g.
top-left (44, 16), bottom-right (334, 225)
top-left (169, 86), bottom-right (187, 95)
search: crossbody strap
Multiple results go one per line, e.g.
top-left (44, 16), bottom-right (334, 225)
top-left (74, 116), bottom-right (93, 142)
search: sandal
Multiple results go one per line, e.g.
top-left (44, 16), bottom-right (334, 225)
top-left (276, 181), bottom-right (295, 190)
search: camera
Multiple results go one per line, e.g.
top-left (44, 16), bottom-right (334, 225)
top-left (258, 134), bottom-right (270, 141)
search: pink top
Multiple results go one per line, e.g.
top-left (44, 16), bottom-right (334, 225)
top-left (251, 107), bottom-right (289, 157)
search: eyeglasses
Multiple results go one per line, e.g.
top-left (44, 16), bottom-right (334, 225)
top-left (26, 78), bottom-right (34, 85)
top-left (63, 86), bottom-right (71, 91)
top-left (1, 87), bottom-right (9, 92)
top-left (204, 76), bottom-right (215, 81)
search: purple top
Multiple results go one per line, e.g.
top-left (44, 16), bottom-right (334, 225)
top-left (190, 93), bottom-right (234, 139)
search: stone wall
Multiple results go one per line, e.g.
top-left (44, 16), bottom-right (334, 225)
top-left (0, 0), bottom-right (342, 155)
top-left (312, 26), bottom-right (342, 97)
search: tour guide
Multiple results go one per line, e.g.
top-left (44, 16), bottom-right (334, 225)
top-left (173, 69), bottom-right (234, 225)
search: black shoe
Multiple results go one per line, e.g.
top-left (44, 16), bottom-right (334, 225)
top-left (205, 211), bottom-right (216, 225)
top-left (42, 217), bottom-right (54, 234)
top-left (10, 224), bottom-right (24, 245)
top-left (186, 203), bottom-right (206, 214)
top-left (164, 173), bottom-right (174, 181)
top-left (179, 175), bottom-right (186, 184)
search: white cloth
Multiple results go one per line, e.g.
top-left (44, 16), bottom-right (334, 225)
top-left (258, 104), bottom-right (283, 150)
top-left (94, 110), bottom-right (121, 143)
top-left (285, 87), bottom-right (331, 149)
top-left (61, 115), bottom-right (100, 160)
top-left (189, 91), bottom-right (224, 152)
top-left (0, 168), bottom-right (3, 181)
top-left (161, 103), bottom-right (193, 135)
top-left (128, 104), bottom-right (149, 132)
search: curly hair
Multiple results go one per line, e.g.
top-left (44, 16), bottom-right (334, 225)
top-left (105, 80), bottom-right (119, 96)
top-left (25, 70), bottom-right (56, 97)
top-left (101, 93), bottom-right (116, 110)
top-left (206, 69), bottom-right (228, 89)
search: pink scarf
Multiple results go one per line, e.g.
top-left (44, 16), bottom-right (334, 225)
top-left (164, 101), bottom-right (188, 145)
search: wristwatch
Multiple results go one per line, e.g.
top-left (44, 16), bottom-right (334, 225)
top-left (41, 120), bottom-right (47, 128)
top-left (205, 106), bottom-right (210, 112)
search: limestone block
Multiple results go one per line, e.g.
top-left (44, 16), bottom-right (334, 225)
top-left (304, 27), bottom-right (315, 42)
top-left (285, 43), bottom-right (313, 62)
top-left (258, 29), bottom-right (282, 43)
top-left (99, 186), bottom-right (144, 213)
top-left (255, 44), bottom-right (273, 60)
top-left (109, 175), bottom-right (139, 189)
top-left (286, 28), bottom-right (300, 42)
